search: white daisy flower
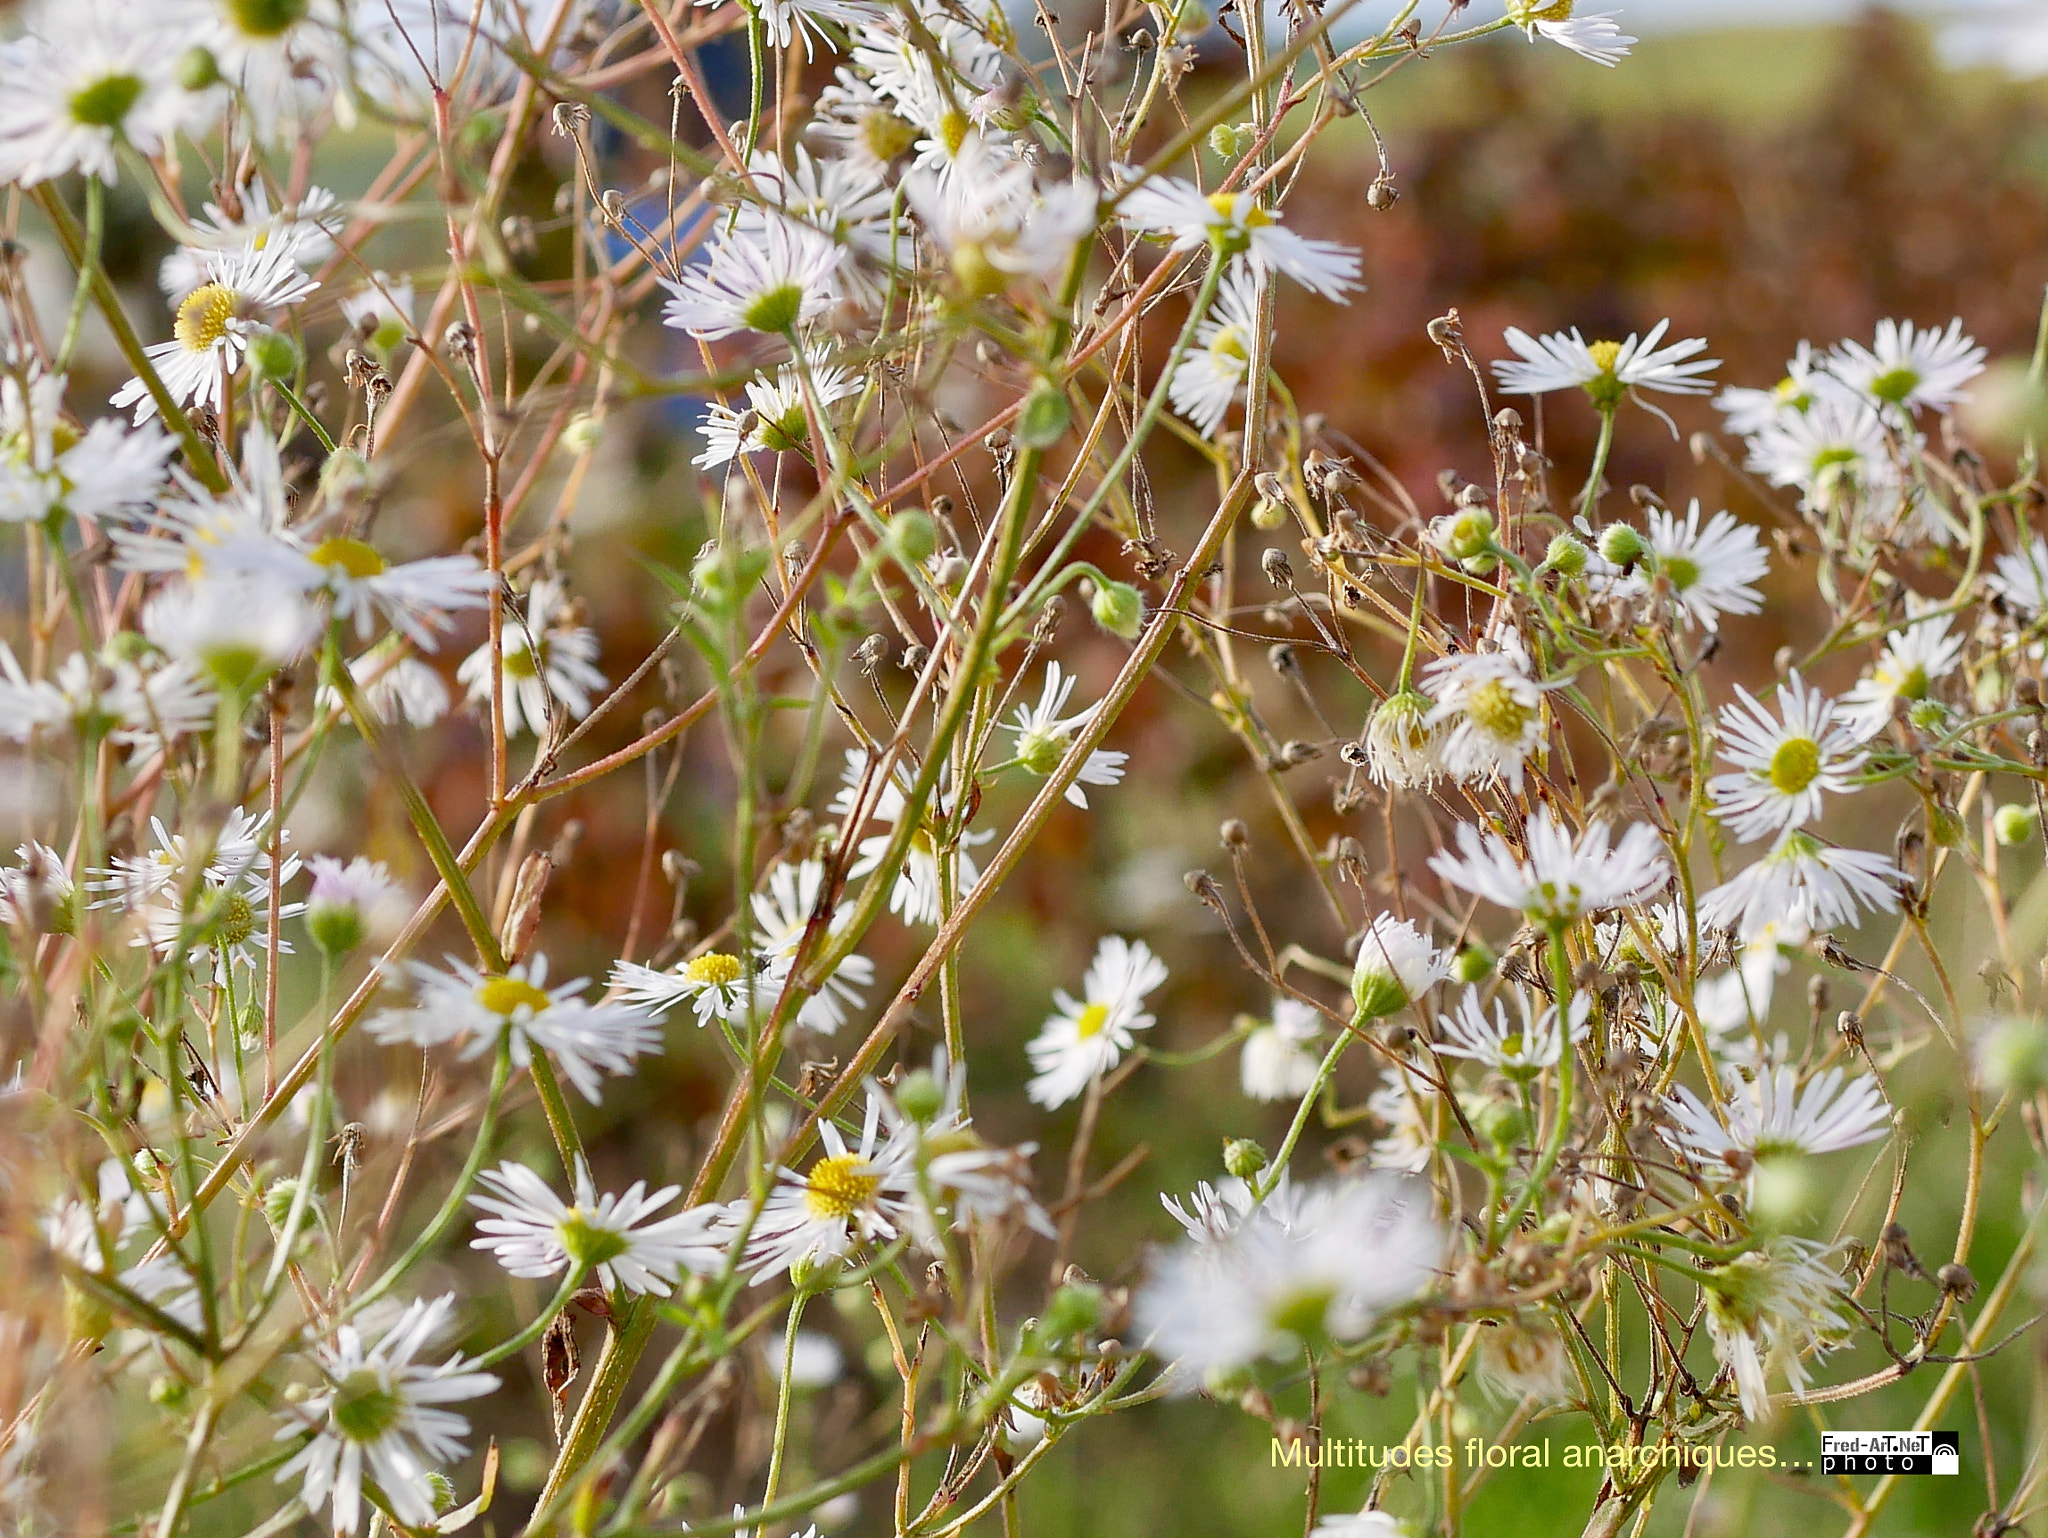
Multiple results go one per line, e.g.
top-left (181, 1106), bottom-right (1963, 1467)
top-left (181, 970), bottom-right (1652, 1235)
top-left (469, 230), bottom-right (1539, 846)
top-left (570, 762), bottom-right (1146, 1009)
top-left (1699, 828), bottom-right (1905, 942)
top-left (1839, 599), bottom-right (1963, 739)
top-left (140, 575), bottom-right (319, 689)
top-left (1362, 689), bottom-right (1448, 790)
top-left (111, 241), bottom-right (317, 422)
top-left (749, 858), bottom-right (873, 1035)
top-left (1240, 997), bottom-right (1324, 1102)
top-left (1591, 500), bottom-right (1768, 631)
top-left (110, 417), bottom-right (292, 582)
top-left (691, 0), bottom-right (877, 54)
top-left (1026, 935), bottom-right (1168, 1109)
top-left (92, 808), bottom-right (303, 973)
top-left (0, 644), bottom-right (215, 747)
top-left (1987, 534), bottom-right (2048, 618)
top-left (1694, 919), bottom-right (1806, 1035)
top-left (1491, 318), bottom-right (1717, 406)
top-left (733, 145), bottom-right (896, 303)
top-left (1508, 2), bottom-right (1636, 67)
top-left (470, 1159), bottom-right (727, 1296)
top-left (1116, 175), bottom-right (1361, 302)
top-left (1422, 630), bottom-right (1558, 789)
top-left (456, 577), bottom-right (606, 737)
top-left (1349, 912), bottom-right (1452, 1022)
top-left (694, 351), bottom-right (860, 469)
top-left (1432, 985), bottom-right (1590, 1080)
top-left (1005, 662), bottom-right (1128, 807)
top-left (741, 1086), bottom-right (916, 1281)
top-left (659, 218), bottom-right (844, 339)
top-left (1742, 391), bottom-right (1901, 519)
top-left (0, 841), bottom-right (74, 932)
top-left (303, 855), bottom-right (405, 955)
top-left (1160, 1172), bottom-right (1303, 1244)
top-left (162, 0), bottom-right (343, 139)
top-left (1168, 266), bottom-right (1264, 438)
top-left (878, 1053), bottom-right (1054, 1242)
top-left (1661, 1064), bottom-right (1891, 1178)
top-left (1135, 1175), bottom-right (1441, 1382)
top-left (275, 1294), bottom-right (498, 1536)
top-left (331, 648), bottom-right (451, 729)
top-left (367, 954), bottom-right (663, 1104)
top-left (1714, 341), bottom-right (1828, 435)
top-left (829, 748), bottom-right (990, 926)
top-left (1700, 1238), bottom-right (1851, 1422)
top-left (1311, 1512), bottom-right (1412, 1538)
top-left (1707, 676), bottom-right (1867, 843)
top-left (905, 134), bottom-right (1099, 286)
top-left (0, 369), bottom-right (174, 526)
top-left (842, 20), bottom-right (1009, 172)
top-left (1429, 810), bottom-right (1670, 928)
top-left (1828, 318), bottom-right (1985, 414)
top-left (0, 5), bottom-right (190, 186)
top-left (609, 951), bottom-right (773, 1028)
top-left (158, 181), bottom-right (342, 299)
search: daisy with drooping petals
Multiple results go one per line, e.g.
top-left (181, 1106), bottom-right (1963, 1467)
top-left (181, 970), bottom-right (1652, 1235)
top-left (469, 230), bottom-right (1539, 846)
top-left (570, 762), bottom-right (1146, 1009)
top-left (1362, 689), bottom-right (1448, 790)
top-left (1004, 662), bottom-right (1128, 807)
top-left (1169, 266), bottom-right (1265, 438)
top-left (1492, 318), bottom-right (1716, 406)
top-left (747, 858), bottom-right (873, 1035)
top-left (1117, 175), bottom-right (1361, 302)
top-left (1507, 2), bottom-right (1636, 67)
top-left (1700, 1238), bottom-right (1851, 1422)
top-left (1707, 676), bottom-right (1867, 843)
top-left (1349, 912), bottom-right (1452, 1022)
top-left (1027, 935), bottom-right (1168, 1109)
top-left (659, 219), bottom-right (844, 339)
top-left (1240, 997), bottom-right (1325, 1102)
top-left (275, 1294), bottom-right (498, 1536)
top-left (1828, 318), bottom-right (1985, 415)
top-left (1700, 829), bottom-right (1905, 942)
top-left (1430, 811), bottom-right (1669, 928)
top-left (470, 1160), bottom-right (727, 1296)
top-left (1661, 1064), bottom-right (1891, 1179)
top-left (367, 954), bottom-right (663, 1104)
top-left (111, 242), bottom-right (317, 422)
top-left (741, 1086), bottom-right (916, 1281)
top-left (1839, 598), bottom-right (1963, 739)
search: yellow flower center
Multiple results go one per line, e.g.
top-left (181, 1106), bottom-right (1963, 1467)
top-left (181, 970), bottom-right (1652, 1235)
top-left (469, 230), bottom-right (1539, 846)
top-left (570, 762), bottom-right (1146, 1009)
top-left (174, 283), bottom-right (237, 352)
top-left (1074, 1001), bottom-right (1111, 1040)
top-left (685, 952), bottom-right (744, 988)
top-left (1767, 736), bottom-right (1822, 796)
top-left (802, 1153), bottom-right (882, 1221)
top-left (308, 537), bottom-right (388, 579)
top-left (1585, 339), bottom-right (1623, 373)
top-left (476, 975), bottom-right (552, 1017)
top-left (1464, 678), bottom-right (1533, 743)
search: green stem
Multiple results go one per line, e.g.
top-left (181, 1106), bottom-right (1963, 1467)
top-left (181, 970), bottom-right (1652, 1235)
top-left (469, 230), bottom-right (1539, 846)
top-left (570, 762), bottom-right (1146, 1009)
top-left (1498, 929), bottom-right (1578, 1240)
top-left (57, 177), bottom-right (104, 374)
top-left (270, 377), bottom-right (337, 454)
top-left (473, 1265), bottom-right (590, 1368)
top-left (1578, 405), bottom-right (1616, 523)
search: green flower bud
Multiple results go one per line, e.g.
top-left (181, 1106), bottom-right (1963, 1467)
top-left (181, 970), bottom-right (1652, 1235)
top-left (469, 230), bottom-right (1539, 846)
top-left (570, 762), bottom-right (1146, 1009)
top-left (1222, 1137), bottom-right (1269, 1179)
top-left (176, 46), bottom-right (221, 91)
top-left (1597, 523), bottom-right (1645, 569)
top-left (1039, 1281), bottom-right (1104, 1342)
top-left (1544, 532), bottom-right (1590, 577)
top-left (1471, 1097), bottom-right (1529, 1155)
top-left (1434, 507), bottom-right (1495, 564)
top-left (248, 329), bottom-right (300, 382)
top-left (894, 1068), bottom-right (946, 1123)
top-left (1207, 123), bottom-right (1244, 159)
top-left (1090, 580), bottom-right (1144, 640)
top-left (1452, 943), bottom-right (1494, 985)
top-left (1928, 804), bottom-right (1964, 848)
top-left (1250, 494), bottom-right (1288, 530)
top-left (149, 1374), bottom-right (191, 1410)
top-left (561, 412), bottom-right (603, 456)
top-left (1978, 1017), bottom-right (2048, 1098)
top-left (1907, 698), bottom-right (1951, 734)
top-left (1015, 377), bottom-right (1071, 449)
top-left (883, 510), bottom-right (938, 569)
top-left (1994, 802), bottom-right (2038, 846)
top-left (306, 899), bottom-right (367, 957)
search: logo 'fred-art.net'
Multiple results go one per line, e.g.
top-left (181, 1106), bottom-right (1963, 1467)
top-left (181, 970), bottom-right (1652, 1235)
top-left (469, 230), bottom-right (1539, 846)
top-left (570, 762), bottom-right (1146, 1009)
top-left (1822, 1432), bottom-right (1961, 1476)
